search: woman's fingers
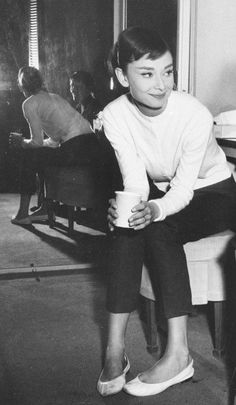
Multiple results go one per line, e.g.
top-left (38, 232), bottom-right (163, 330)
top-left (128, 202), bottom-right (153, 229)
top-left (107, 198), bottom-right (118, 231)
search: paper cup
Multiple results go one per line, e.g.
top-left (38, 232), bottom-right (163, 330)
top-left (115, 191), bottom-right (142, 228)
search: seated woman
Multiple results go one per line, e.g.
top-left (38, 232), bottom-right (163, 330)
top-left (97, 26), bottom-right (236, 397)
top-left (9, 66), bottom-right (102, 225)
top-left (69, 70), bottom-right (101, 126)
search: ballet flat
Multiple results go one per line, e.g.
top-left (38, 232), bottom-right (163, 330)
top-left (123, 359), bottom-right (194, 397)
top-left (11, 216), bottom-right (31, 225)
top-left (29, 213), bottom-right (49, 222)
top-left (97, 354), bottom-right (130, 397)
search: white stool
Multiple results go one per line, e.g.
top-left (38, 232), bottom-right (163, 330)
top-left (140, 230), bottom-right (236, 358)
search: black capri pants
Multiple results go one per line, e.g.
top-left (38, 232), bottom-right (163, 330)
top-left (18, 133), bottom-right (106, 194)
top-left (106, 176), bottom-right (236, 319)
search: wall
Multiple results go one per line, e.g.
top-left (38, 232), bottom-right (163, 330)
top-left (39, 0), bottom-right (114, 106)
top-left (194, 0), bottom-right (236, 116)
top-left (127, 0), bottom-right (177, 64)
top-left (0, 0), bottom-right (29, 191)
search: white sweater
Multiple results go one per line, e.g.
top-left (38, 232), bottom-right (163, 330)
top-left (102, 91), bottom-right (231, 220)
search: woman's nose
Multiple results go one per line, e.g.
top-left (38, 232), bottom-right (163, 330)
top-left (153, 74), bottom-right (165, 90)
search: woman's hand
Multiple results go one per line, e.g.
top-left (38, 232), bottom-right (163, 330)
top-left (107, 199), bottom-right (159, 231)
top-left (9, 132), bottom-right (24, 149)
top-left (107, 198), bottom-right (118, 231)
top-left (128, 201), bottom-right (159, 230)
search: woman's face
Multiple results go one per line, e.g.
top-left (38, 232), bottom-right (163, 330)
top-left (69, 79), bottom-right (88, 105)
top-left (17, 74), bottom-right (28, 97)
top-left (123, 51), bottom-right (174, 116)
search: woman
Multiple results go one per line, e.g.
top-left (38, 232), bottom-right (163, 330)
top-left (10, 66), bottom-right (101, 225)
top-left (69, 70), bottom-right (101, 126)
top-left (97, 26), bottom-right (236, 397)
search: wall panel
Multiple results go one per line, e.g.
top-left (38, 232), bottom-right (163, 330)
top-left (38, 0), bottom-right (113, 106)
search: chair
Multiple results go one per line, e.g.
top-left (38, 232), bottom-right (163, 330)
top-left (140, 230), bottom-right (236, 359)
top-left (44, 131), bottom-right (122, 235)
top-left (44, 165), bottom-right (99, 235)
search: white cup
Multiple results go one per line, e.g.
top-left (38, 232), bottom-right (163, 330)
top-left (115, 191), bottom-right (142, 228)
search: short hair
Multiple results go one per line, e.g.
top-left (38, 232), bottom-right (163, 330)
top-left (108, 26), bottom-right (170, 76)
top-left (18, 66), bottom-right (44, 95)
top-left (70, 70), bottom-right (95, 92)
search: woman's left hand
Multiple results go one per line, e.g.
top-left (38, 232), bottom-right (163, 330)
top-left (128, 201), bottom-right (158, 230)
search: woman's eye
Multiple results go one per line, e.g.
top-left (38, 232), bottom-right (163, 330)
top-left (141, 72), bottom-right (152, 78)
top-left (163, 69), bottom-right (174, 77)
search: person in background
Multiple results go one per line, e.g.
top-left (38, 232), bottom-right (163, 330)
top-left (69, 70), bottom-right (101, 126)
top-left (9, 66), bottom-right (102, 225)
top-left (97, 26), bottom-right (236, 397)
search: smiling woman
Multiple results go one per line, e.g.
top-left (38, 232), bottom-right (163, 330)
top-left (116, 53), bottom-right (174, 116)
top-left (96, 26), bottom-right (236, 398)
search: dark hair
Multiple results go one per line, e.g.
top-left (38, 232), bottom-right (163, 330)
top-left (18, 66), bottom-right (44, 95)
top-left (108, 26), bottom-right (170, 76)
top-left (70, 70), bottom-right (95, 92)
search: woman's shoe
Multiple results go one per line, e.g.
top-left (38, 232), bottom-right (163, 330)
top-left (11, 216), bottom-right (31, 225)
top-left (123, 359), bottom-right (194, 397)
top-left (29, 212), bottom-right (49, 222)
top-left (97, 354), bottom-right (130, 397)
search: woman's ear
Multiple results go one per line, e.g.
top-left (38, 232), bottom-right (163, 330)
top-left (115, 68), bottom-right (129, 88)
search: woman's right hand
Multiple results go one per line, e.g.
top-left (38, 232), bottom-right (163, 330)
top-left (9, 132), bottom-right (24, 149)
top-left (107, 198), bottom-right (118, 231)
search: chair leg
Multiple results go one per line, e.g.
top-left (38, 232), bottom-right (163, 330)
top-left (46, 199), bottom-right (55, 229)
top-left (229, 367), bottom-right (236, 405)
top-left (212, 301), bottom-right (225, 359)
top-left (144, 297), bottom-right (159, 353)
top-left (67, 205), bottom-right (75, 236)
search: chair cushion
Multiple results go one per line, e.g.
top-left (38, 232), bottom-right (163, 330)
top-left (45, 166), bottom-right (97, 207)
top-left (140, 230), bottom-right (235, 304)
top-left (184, 230), bottom-right (235, 261)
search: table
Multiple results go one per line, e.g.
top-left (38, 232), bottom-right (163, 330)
top-left (217, 138), bottom-right (236, 163)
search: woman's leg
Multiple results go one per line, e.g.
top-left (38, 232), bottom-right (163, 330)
top-left (13, 193), bottom-right (32, 219)
top-left (100, 313), bottom-right (130, 381)
top-left (101, 229), bottom-right (145, 381)
top-left (135, 178), bottom-right (236, 383)
top-left (140, 315), bottom-right (190, 383)
top-left (14, 147), bottom-right (60, 219)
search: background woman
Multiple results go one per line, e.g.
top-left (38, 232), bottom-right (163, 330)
top-left (69, 70), bottom-right (101, 126)
top-left (97, 26), bottom-right (236, 397)
top-left (10, 66), bottom-right (101, 225)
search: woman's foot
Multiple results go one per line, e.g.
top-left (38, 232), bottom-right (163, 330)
top-left (139, 351), bottom-right (191, 384)
top-left (97, 350), bottom-right (130, 396)
top-left (11, 215), bottom-right (31, 225)
top-left (28, 205), bottom-right (49, 222)
top-left (123, 354), bottom-right (194, 397)
top-left (100, 347), bottom-right (126, 382)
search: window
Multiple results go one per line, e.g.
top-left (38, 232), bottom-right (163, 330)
top-left (29, 0), bottom-right (39, 69)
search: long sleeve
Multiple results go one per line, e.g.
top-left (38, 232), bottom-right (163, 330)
top-left (150, 113), bottom-right (214, 220)
top-left (103, 105), bottom-right (150, 201)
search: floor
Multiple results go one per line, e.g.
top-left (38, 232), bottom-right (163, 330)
top-left (0, 271), bottom-right (234, 405)
top-left (0, 193), bottom-right (235, 405)
top-left (1, 193), bottom-right (106, 271)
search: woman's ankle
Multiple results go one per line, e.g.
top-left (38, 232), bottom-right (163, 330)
top-left (14, 210), bottom-right (29, 219)
top-left (101, 346), bottom-right (126, 381)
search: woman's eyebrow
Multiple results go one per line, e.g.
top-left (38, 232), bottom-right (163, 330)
top-left (136, 63), bottom-right (173, 71)
top-left (164, 63), bottom-right (174, 69)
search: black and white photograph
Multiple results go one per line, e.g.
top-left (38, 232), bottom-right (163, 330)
top-left (0, 1), bottom-right (236, 404)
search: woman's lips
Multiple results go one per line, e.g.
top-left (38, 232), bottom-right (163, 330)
top-left (150, 93), bottom-right (166, 99)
